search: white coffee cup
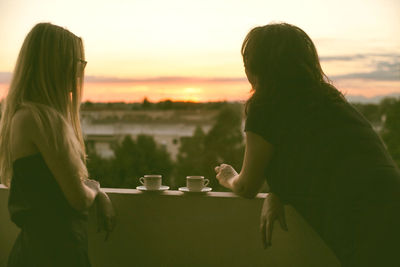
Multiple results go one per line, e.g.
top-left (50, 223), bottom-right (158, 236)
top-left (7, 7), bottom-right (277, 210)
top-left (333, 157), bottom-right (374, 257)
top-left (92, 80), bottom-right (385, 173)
top-left (139, 175), bottom-right (162, 190)
top-left (186, 176), bottom-right (209, 192)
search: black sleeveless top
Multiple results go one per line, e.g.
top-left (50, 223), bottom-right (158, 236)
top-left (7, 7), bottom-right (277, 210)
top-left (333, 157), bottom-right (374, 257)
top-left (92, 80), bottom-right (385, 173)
top-left (7, 153), bottom-right (91, 267)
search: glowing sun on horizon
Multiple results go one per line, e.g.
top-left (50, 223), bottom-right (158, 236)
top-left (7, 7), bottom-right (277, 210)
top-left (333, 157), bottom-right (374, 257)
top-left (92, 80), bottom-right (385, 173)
top-left (178, 87), bottom-right (203, 102)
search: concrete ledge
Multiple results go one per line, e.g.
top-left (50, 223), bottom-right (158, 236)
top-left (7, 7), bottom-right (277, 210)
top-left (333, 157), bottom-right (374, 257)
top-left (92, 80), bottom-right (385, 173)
top-left (0, 186), bottom-right (339, 267)
top-left (102, 187), bottom-right (267, 198)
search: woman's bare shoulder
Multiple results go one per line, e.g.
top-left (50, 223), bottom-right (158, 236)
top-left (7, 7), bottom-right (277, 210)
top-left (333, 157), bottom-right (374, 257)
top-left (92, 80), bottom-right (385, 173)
top-left (10, 108), bottom-right (40, 160)
top-left (12, 108), bottom-right (39, 133)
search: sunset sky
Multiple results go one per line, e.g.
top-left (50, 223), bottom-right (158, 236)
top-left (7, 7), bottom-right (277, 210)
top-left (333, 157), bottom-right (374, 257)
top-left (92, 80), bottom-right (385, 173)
top-left (0, 0), bottom-right (399, 102)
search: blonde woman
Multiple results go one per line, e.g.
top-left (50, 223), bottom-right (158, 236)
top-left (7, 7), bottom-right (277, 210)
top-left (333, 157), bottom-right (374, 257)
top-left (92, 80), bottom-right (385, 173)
top-left (0, 23), bottom-right (115, 267)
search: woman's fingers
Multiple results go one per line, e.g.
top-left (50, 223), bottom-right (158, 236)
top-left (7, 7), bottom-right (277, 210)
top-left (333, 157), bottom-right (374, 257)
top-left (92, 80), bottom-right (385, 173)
top-left (260, 218), bottom-right (274, 248)
top-left (260, 218), bottom-right (267, 249)
top-left (95, 194), bottom-right (116, 242)
top-left (97, 211), bottom-right (114, 232)
top-left (106, 216), bottom-right (116, 231)
top-left (98, 218), bottom-right (105, 233)
top-left (96, 207), bottom-right (103, 232)
top-left (266, 220), bottom-right (273, 247)
top-left (104, 228), bottom-right (111, 241)
top-left (260, 212), bottom-right (288, 249)
top-left (214, 166), bottom-right (220, 173)
top-left (216, 169), bottom-right (228, 181)
top-left (103, 216), bottom-right (116, 241)
top-left (259, 193), bottom-right (287, 249)
top-left (215, 164), bottom-right (230, 172)
top-left (111, 216), bottom-right (117, 230)
top-left (97, 218), bottom-right (113, 240)
top-left (278, 210), bottom-right (288, 231)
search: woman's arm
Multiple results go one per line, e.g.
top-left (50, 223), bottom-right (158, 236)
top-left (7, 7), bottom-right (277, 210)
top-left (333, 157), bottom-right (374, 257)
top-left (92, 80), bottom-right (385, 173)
top-left (215, 130), bottom-right (288, 248)
top-left (95, 190), bottom-right (116, 241)
top-left (13, 109), bottom-right (100, 212)
top-left (260, 192), bottom-right (287, 248)
top-left (215, 131), bottom-right (274, 198)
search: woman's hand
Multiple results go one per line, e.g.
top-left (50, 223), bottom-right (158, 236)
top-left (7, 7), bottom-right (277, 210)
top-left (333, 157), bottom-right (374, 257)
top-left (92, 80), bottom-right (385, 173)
top-left (260, 193), bottom-right (288, 248)
top-left (215, 164), bottom-right (238, 189)
top-left (96, 191), bottom-right (116, 241)
top-left (83, 179), bottom-right (101, 194)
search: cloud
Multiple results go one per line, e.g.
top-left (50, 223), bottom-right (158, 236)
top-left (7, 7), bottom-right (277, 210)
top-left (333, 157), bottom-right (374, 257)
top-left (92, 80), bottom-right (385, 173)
top-left (320, 55), bottom-right (367, 61)
top-left (1, 53), bottom-right (398, 84)
top-left (83, 76), bottom-right (247, 83)
top-left (0, 71), bottom-right (247, 84)
top-left (331, 59), bottom-right (400, 81)
top-left (0, 72), bottom-right (12, 83)
top-left (320, 53), bottom-right (399, 61)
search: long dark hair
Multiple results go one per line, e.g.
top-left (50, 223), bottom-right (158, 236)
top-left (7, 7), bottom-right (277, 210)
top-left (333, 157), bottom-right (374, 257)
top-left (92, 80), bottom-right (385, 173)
top-left (242, 23), bottom-right (344, 114)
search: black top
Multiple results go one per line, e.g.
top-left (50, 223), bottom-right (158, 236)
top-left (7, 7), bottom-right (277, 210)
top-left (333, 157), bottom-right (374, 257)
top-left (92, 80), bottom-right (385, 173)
top-left (7, 153), bottom-right (91, 267)
top-left (9, 153), bottom-right (87, 226)
top-left (245, 97), bottom-right (400, 201)
top-left (245, 97), bottom-right (400, 263)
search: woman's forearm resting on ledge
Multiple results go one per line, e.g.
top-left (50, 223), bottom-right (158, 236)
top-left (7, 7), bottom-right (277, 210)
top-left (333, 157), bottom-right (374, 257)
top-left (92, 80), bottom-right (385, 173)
top-left (215, 131), bottom-right (274, 198)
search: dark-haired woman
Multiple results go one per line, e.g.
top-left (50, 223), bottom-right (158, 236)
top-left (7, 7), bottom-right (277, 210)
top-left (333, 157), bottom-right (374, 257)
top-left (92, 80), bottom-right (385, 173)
top-left (215, 23), bottom-right (400, 267)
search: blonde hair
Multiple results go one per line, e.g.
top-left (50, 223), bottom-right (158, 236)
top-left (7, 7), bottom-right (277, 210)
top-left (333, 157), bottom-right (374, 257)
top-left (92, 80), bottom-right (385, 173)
top-left (0, 23), bottom-right (88, 186)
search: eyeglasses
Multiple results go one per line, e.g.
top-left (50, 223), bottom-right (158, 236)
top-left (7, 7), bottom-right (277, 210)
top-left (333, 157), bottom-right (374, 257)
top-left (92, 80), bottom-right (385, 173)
top-left (78, 59), bottom-right (87, 68)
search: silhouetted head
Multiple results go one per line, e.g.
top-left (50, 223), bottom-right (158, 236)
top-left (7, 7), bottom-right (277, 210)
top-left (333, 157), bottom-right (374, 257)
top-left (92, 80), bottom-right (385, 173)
top-left (242, 22), bottom-right (340, 105)
top-left (9, 22), bottom-right (86, 115)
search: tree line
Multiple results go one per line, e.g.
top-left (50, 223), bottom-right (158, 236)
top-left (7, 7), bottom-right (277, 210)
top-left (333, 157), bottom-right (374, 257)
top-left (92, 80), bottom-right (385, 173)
top-left (81, 98), bottom-right (231, 111)
top-left (85, 98), bottom-right (400, 190)
top-left (85, 102), bottom-right (245, 191)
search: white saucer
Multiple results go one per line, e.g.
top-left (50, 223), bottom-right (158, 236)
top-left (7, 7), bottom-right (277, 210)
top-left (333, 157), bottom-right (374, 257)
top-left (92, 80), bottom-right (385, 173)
top-left (136, 185), bottom-right (170, 192)
top-left (178, 187), bottom-right (212, 193)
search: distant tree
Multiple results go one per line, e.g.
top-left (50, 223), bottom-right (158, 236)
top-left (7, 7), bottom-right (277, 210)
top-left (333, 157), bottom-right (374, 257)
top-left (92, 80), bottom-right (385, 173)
top-left (203, 104), bottom-right (245, 191)
top-left (379, 97), bottom-right (398, 116)
top-left (175, 104), bottom-right (245, 191)
top-left (86, 151), bottom-right (116, 188)
top-left (174, 126), bottom-right (207, 188)
top-left (86, 135), bottom-right (174, 189)
top-left (157, 100), bottom-right (173, 110)
top-left (381, 98), bottom-right (400, 167)
top-left (85, 101), bottom-right (248, 191)
top-left (113, 135), bottom-right (174, 188)
top-left (79, 100), bottom-right (235, 111)
top-left (353, 103), bottom-right (381, 124)
top-left (142, 97), bottom-right (152, 109)
top-left (130, 102), bottom-right (142, 110)
top-left (204, 101), bottom-right (229, 110)
top-left (81, 101), bottom-right (94, 109)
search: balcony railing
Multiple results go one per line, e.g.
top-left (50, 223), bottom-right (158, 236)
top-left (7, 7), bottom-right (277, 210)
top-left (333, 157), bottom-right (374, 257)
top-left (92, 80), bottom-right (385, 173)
top-left (0, 185), bottom-right (339, 267)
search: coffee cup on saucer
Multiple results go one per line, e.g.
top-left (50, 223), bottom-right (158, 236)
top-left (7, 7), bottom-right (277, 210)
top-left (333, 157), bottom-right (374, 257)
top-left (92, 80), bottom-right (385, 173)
top-left (186, 176), bottom-right (209, 192)
top-left (139, 175), bottom-right (162, 190)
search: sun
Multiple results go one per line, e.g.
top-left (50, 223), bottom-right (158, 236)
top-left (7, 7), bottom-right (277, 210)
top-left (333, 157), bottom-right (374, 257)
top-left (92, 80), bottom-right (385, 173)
top-left (178, 87), bottom-right (203, 102)
top-left (183, 88), bottom-right (203, 94)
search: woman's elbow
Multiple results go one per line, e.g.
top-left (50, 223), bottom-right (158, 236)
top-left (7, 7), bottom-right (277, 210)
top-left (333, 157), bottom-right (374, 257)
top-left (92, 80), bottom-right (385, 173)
top-left (69, 199), bottom-right (86, 212)
top-left (241, 190), bottom-right (258, 199)
top-left (235, 184), bottom-right (259, 199)
top-left (69, 195), bottom-right (95, 212)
